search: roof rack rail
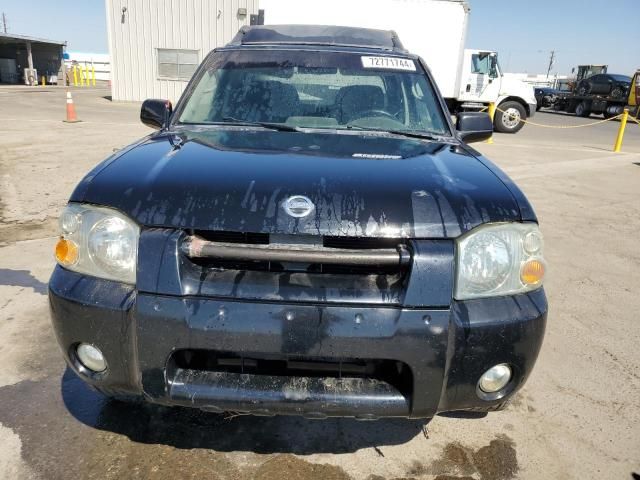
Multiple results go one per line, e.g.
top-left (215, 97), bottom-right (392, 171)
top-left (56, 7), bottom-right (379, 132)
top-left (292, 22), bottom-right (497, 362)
top-left (229, 25), bottom-right (406, 53)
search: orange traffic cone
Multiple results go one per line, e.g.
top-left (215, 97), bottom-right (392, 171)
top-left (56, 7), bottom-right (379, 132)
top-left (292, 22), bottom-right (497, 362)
top-left (64, 91), bottom-right (80, 123)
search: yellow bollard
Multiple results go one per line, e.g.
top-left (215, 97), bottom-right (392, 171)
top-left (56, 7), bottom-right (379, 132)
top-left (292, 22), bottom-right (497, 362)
top-left (73, 66), bottom-right (78, 87)
top-left (80, 65), bottom-right (85, 86)
top-left (487, 102), bottom-right (496, 144)
top-left (91, 64), bottom-right (96, 86)
top-left (41, 75), bottom-right (45, 86)
top-left (613, 109), bottom-right (629, 153)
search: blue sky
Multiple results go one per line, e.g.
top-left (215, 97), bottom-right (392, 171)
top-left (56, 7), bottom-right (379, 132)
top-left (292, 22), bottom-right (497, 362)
top-left (2, 0), bottom-right (638, 75)
top-left (466, 0), bottom-right (639, 75)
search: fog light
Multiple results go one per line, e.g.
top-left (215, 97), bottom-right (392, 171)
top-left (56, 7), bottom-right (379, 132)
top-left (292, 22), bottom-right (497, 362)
top-left (76, 344), bottom-right (107, 373)
top-left (479, 364), bottom-right (511, 393)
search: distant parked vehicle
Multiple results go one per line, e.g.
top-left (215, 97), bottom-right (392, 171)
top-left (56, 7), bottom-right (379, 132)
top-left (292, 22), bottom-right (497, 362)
top-left (553, 70), bottom-right (634, 119)
top-left (534, 87), bottom-right (561, 110)
top-left (575, 74), bottom-right (632, 99)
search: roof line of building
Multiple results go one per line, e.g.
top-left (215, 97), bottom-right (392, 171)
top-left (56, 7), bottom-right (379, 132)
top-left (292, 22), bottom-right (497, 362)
top-left (0, 32), bottom-right (66, 46)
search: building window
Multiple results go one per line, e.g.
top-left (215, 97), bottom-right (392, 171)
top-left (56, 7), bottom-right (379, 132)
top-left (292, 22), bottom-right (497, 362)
top-left (157, 49), bottom-right (199, 80)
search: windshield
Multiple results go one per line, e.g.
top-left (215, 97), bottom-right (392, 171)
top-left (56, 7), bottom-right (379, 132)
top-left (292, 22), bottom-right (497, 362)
top-left (471, 53), bottom-right (500, 79)
top-left (177, 49), bottom-right (450, 136)
top-left (609, 74), bottom-right (632, 83)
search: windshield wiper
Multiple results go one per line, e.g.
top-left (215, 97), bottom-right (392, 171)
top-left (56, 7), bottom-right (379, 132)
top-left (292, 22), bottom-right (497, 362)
top-left (344, 125), bottom-right (445, 141)
top-left (221, 117), bottom-right (303, 133)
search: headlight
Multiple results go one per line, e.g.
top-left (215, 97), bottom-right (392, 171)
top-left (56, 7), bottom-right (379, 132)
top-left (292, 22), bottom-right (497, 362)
top-left (54, 204), bottom-right (139, 284)
top-left (455, 223), bottom-right (545, 300)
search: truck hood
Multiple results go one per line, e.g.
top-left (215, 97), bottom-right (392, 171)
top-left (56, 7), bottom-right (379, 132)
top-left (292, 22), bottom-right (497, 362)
top-left (72, 128), bottom-right (522, 239)
top-left (501, 74), bottom-right (537, 104)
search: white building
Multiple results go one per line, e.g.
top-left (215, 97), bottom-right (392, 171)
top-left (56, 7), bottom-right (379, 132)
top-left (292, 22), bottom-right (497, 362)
top-left (507, 73), bottom-right (569, 89)
top-left (105, 0), bottom-right (260, 102)
top-left (66, 52), bottom-right (111, 82)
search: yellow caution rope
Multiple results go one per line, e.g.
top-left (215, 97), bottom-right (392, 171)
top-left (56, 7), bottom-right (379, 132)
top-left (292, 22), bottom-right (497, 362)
top-left (495, 106), bottom-right (623, 129)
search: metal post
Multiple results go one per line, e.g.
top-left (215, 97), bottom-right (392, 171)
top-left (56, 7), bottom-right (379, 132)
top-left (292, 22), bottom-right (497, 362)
top-left (613, 109), bottom-right (629, 153)
top-left (60, 46), bottom-right (67, 86)
top-left (26, 41), bottom-right (34, 85)
top-left (546, 50), bottom-right (555, 79)
top-left (487, 102), bottom-right (496, 144)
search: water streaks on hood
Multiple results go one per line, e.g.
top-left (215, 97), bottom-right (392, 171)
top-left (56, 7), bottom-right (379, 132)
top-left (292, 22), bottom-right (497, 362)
top-left (73, 129), bottom-right (524, 238)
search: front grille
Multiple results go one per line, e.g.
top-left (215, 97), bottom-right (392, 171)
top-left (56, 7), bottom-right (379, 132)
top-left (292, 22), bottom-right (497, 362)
top-left (170, 350), bottom-right (414, 397)
top-left (323, 236), bottom-right (404, 250)
top-left (184, 231), bottom-right (410, 275)
top-left (192, 230), bottom-right (269, 245)
top-left (179, 231), bottom-right (411, 305)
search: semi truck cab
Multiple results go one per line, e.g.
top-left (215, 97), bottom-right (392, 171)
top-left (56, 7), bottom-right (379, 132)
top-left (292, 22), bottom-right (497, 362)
top-left (457, 49), bottom-right (537, 133)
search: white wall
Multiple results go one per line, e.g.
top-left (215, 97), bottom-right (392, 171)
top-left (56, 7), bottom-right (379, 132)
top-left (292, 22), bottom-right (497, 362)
top-left (66, 52), bottom-right (111, 81)
top-left (106, 0), bottom-right (259, 102)
top-left (505, 73), bottom-right (569, 88)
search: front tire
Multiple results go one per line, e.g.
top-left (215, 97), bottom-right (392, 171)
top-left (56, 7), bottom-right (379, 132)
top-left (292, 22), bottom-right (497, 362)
top-left (575, 101), bottom-right (591, 117)
top-left (610, 86), bottom-right (624, 99)
top-left (494, 101), bottom-right (526, 133)
top-left (576, 82), bottom-right (590, 96)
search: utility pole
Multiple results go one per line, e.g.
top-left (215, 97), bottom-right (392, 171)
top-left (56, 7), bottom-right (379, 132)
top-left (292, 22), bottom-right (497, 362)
top-left (1, 13), bottom-right (8, 33)
top-left (546, 50), bottom-right (556, 80)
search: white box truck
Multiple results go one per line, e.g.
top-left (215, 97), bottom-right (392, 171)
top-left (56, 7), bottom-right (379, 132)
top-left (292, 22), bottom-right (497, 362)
top-left (258, 0), bottom-right (537, 133)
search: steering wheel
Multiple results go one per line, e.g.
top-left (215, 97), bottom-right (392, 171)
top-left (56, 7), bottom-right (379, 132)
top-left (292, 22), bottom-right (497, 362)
top-left (353, 109), bottom-right (397, 121)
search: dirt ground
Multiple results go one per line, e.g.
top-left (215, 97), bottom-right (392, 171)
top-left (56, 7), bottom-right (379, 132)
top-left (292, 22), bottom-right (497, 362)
top-left (1, 86), bottom-right (639, 480)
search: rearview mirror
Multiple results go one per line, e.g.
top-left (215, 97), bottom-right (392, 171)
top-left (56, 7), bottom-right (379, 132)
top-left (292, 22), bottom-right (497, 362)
top-left (141, 99), bottom-right (172, 129)
top-left (456, 112), bottom-right (493, 143)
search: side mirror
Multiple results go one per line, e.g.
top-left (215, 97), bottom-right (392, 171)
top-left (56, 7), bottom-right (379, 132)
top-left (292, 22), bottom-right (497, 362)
top-left (141, 99), bottom-right (172, 129)
top-left (457, 112), bottom-right (494, 143)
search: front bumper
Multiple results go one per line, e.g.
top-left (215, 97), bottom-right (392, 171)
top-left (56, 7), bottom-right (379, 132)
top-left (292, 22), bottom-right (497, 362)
top-left (49, 266), bottom-right (547, 419)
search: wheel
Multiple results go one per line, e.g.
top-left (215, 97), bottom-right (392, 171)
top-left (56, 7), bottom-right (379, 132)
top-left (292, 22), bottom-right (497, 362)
top-left (610, 86), bottom-right (624, 99)
top-left (575, 101), bottom-right (591, 117)
top-left (576, 81), bottom-right (590, 96)
top-left (565, 101), bottom-right (577, 114)
top-left (603, 110), bottom-right (617, 120)
top-left (494, 101), bottom-right (526, 133)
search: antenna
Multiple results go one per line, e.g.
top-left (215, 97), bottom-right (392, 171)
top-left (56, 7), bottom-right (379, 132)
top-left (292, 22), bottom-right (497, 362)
top-left (1, 13), bottom-right (8, 34)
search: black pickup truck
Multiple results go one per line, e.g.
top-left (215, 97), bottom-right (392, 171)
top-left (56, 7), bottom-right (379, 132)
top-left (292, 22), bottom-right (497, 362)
top-left (49, 25), bottom-right (547, 420)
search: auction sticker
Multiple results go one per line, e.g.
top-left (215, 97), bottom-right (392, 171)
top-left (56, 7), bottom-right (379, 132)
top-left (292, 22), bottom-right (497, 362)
top-left (361, 56), bottom-right (416, 71)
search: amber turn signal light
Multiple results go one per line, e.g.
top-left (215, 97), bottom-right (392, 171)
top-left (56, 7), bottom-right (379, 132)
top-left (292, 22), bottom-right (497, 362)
top-left (521, 259), bottom-right (545, 286)
top-left (55, 238), bottom-right (79, 266)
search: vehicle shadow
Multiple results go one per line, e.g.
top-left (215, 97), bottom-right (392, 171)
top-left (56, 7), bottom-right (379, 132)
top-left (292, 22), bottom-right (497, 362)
top-left (61, 368), bottom-right (429, 454)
